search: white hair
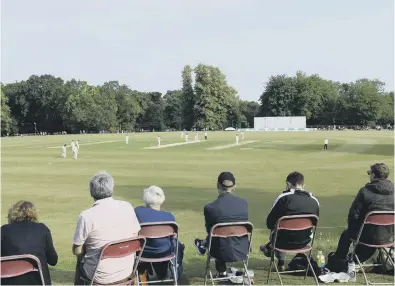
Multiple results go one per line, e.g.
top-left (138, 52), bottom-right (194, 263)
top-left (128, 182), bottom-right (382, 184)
top-left (143, 186), bottom-right (165, 208)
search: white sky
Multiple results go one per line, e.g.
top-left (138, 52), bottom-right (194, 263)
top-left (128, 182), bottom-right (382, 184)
top-left (1, 0), bottom-right (394, 101)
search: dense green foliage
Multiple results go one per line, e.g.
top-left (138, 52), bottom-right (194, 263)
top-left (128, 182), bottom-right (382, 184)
top-left (1, 67), bottom-right (392, 135)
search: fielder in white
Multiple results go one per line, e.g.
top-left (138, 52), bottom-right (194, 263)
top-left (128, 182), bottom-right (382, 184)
top-left (236, 134), bottom-right (239, 145)
top-left (71, 140), bottom-right (78, 159)
top-left (194, 132), bottom-right (199, 142)
top-left (61, 144), bottom-right (67, 158)
top-left (185, 133), bottom-right (189, 142)
top-left (76, 140), bottom-right (80, 151)
top-left (241, 131), bottom-right (244, 140)
top-left (126, 135), bottom-right (129, 144)
top-left (157, 136), bottom-right (161, 147)
top-left (181, 131), bottom-right (184, 138)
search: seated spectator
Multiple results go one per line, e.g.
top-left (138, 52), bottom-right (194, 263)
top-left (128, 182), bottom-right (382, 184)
top-left (72, 172), bottom-right (140, 284)
top-left (194, 172), bottom-right (249, 278)
top-left (134, 186), bottom-right (184, 280)
top-left (334, 163), bottom-right (394, 262)
top-left (260, 171), bottom-right (320, 271)
top-left (1, 201), bottom-right (58, 285)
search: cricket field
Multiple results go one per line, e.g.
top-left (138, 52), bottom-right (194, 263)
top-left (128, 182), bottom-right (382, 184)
top-left (1, 131), bottom-right (394, 285)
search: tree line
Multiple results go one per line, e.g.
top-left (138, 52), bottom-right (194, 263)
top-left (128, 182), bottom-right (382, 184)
top-left (1, 65), bottom-right (393, 135)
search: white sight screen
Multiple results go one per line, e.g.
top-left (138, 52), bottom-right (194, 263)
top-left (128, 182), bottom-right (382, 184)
top-left (254, 116), bottom-right (306, 129)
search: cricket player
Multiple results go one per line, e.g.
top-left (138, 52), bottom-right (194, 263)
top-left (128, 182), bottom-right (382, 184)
top-left (236, 133), bottom-right (239, 145)
top-left (324, 137), bottom-right (328, 150)
top-left (61, 144), bottom-right (67, 158)
top-left (181, 131), bottom-right (184, 138)
top-left (204, 132), bottom-right (208, 140)
top-left (157, 136), bottom-right (161, 147)
top-left (76, 140), bottom-right (80, 151)
top-left (71, 140), bottom-right (76, 150)
top-left (185, 133), bottom-right (189, 142)
top-left (194, 132), bottom-right (199, 142)
top-left (241, 131), bottom-right (244, 140)
top-left (126, 135), bottom-right (129, 144)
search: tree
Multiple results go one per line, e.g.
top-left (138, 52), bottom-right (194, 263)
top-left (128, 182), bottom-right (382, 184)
top-left (240, 100), bottom-right (260, 128)
top-left (1, 88), bottom-right (17, 135)
top-left (163, 90), bottom-right (183, 130)
top-left (181, 65), bottom-right (195, 130)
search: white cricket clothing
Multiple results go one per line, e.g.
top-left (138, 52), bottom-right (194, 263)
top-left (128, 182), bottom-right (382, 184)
top-left (157, 137), bottom-right (161, 146)
top-left (181, 132), bottom-right (184, 138)
top-left (61, 146), bottom-right (66, 158)
top-left (204, 132), bottom-right (208, 137)
top-left (185, 135), bottom-right (189, 142)
top-left (241, 132), bottom-right (244, 140)
top-left (236, 135), bottom-right (239, 145)
top-left (324, 139), bottom-right (328, 144)
top-left (126, 136), bottom-right (129, 144)
top-left (194, 134), bottom-right (198, 141)
top-left (76, 142), bottom-right (80, 150)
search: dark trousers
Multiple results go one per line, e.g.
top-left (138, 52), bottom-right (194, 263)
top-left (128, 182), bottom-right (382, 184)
top-left (215, 260), bottom-right (226, 273)
top-left (74, 255), bottom-right (87, 285)
top-left (324, 144), bottom-right (328, 150)
top-left (335, 229), bottom-right (376, 262)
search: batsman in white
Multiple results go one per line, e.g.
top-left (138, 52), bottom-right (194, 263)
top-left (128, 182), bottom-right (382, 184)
top-left (126, 135), bottom-right (129, 144)
top-left (157, 136), bottom-right (161, 147)
top-left (61, 144), bottom-right (67, 158)
top-left (236, 133), bottom-right (239, 145)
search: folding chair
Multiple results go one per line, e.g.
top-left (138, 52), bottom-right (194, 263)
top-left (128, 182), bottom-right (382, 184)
top-left (137, 221), bottom-right (180, 285)
top-left (81, 236), bottom-right (146, 285)
top-left (203, 222), bottom-right (254, 286)
top-left (1, 254), bottom-right (45, 286)
top-left (350, 210), bottom-right (395, 285)
top-left (266, 214), bottom-right (319, 286)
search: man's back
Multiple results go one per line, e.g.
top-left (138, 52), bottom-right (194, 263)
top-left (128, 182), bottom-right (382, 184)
top-left (204, 192), bottom-right (249, 262)
top-left (348, 179), bottom-right (394, 243)
top-left (267, 189), bottom-right (319, 248)
top-left (73, 198), bottom-right (140, 284)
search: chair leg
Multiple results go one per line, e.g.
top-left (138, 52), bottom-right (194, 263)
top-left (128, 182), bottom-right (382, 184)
top-left (355, 254), bottom-right (368, 285)
top-left (273, 260), bottom-right (283, 286)
top-left (209, 270), bottom-right (215, 286)
top-left (242, 261), bottom-right (252, 286)
top-left (304, 251), bottom-right (312, 281)
top-left (266, 255), bottom-right (274, 284)
top-left (305, 253), bottom-right (319, 286)
top-left (204, 256), bottom-right (211, 286)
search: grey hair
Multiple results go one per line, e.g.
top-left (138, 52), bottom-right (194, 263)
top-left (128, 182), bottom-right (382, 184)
top-left (143, 186), bottom-right (165, 208)
top-left (90, 172), bottom-right (114, 200)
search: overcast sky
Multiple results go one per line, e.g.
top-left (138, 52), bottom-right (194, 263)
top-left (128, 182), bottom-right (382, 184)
top-left (1, 0), bottom-right (393, 101)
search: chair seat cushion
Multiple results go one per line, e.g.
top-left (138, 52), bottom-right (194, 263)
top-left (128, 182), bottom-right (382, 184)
top-left (140, 254), bottom-right (175, 263)
top-left (274, 245), bottom-right (312, 254)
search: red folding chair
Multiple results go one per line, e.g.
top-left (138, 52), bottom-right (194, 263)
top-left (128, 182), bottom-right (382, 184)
top-left (204, 222), bottom-right (254, 286)
top-left (137, 221), bottom-right (180, 285)
top-left (80, 236), bottom-right (146, 285)
top-left (267, 214), bottom-right (319, 286)
top-left (1, 254), bottom-right (45, 285)
top-left (351, 210), bottom-right (395, 285)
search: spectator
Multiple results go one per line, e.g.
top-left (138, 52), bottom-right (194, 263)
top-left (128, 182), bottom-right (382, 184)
top-left (1, 201), bottom-right (58, 285)
top-left (135, 186), bottom-right (184, 281)
top-left (334, 163), bottom-right (394, 261)
top-left (260, 172), bottom-right (320, 271)
top-left (194, 172), bottom-right (249, 278)
top-left (72, 172), bottom-right (140, 284)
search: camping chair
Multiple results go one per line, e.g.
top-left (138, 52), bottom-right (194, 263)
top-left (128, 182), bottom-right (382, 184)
top-left (80, 236), bottom-right (146, 285)
top-left (350, 211), bottom-right (395, 285)
top-left (267, 214), bottom-right (319, 286)
top-left (203, 222), bottom-right (254, 286)
top-left (138, 221), bottom-right (180, 285)
top-left (1, 254), bottom-right (45, 285)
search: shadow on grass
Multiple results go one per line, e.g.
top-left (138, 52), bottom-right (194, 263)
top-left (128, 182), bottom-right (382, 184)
top-left (116, 185), bottom-right (355, 228)
top-left (255, 143), bottom-right (394, 157)
top-left (50, 267), bottom-right (75, 285)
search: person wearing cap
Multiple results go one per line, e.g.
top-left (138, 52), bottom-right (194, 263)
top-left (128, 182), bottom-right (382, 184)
top-left (193, 172), bottom-right (249, 278)
top-left (260, 171), bottom-right (319, 271)
top-left (333, 163), bottom-right (394, 262)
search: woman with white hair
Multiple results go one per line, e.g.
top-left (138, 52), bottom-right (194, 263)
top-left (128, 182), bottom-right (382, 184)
top-left (134, 186), bottom-right (184, 281)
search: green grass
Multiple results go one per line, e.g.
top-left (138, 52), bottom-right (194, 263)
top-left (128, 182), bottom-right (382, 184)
top-left (1, 131), bottom-right (394, 285)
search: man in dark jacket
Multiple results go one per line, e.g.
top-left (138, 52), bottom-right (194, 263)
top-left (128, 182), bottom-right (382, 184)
top-left (335, 163), bottom-right (394, 261)
top-left (260, 171), bottom-right (320, 270)
top-left (194, 172), bottom-right (249, 278)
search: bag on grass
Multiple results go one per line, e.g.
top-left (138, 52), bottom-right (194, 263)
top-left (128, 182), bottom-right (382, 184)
top-left (326, 252), bottom-right (348, 273)
top-left (287, 253), bottom-right (320, 276)
top-left (374, 248), bottom-right (394, 275)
